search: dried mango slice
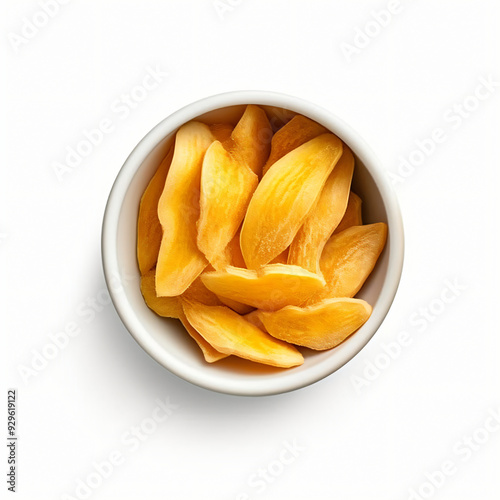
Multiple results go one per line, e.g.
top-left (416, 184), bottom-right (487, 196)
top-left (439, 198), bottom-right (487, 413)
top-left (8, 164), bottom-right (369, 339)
top-left (333, 192), bottom-right (363, 234)
top-left (209, 123), bottom-right (233, 142)
top-left (183, 267), bottom-right (253, 313)
top-left (216, 296), bottom-right (254, 315)
top-left (262, 114), bottom-right (328, 175)
top-left (261, 106), bottom-right (297, 130)
top-left (288, 147), bottom-right (355, 273)
top-left (198, 257), bottom-right (253, 314)
top-left (224, 105), bottom-right (272, 177)
top-left (225, 227), bottom-right (246, 269)
top-left (306, 223), bottom-right (388, 304)
top-left (140, 269), bottom-right (182, 318)
top-left (156, 122), bottom-right (214, 296)
top-left (240, 134), bottom-right (343, 269)
top-left (137, 147), bottom-right (174, 275)
top-left (182, 300), bottom-right (304, 368)
top-left (141, 272), bottom-right (228, 362)
top-left (178, 312), bottom-right (229, 363)
top-left (243, 310), bottom-right (267, 331)
top-left (209, 227), bottom-right (246, 271)
top-left (197, 141), bottom-right (258, 269)
top-left (182, 274), bottom-right (224, 307)
top-left (201, 264), bottom-right (326, 311)
top-left (270, 248), bottom-right (289, 265)
top-left (258, 298), bottom-right (372, 350)
top-left (182, 263), bottom-right (248, 314)
top-left (141, 269), bottom-right (227, 363)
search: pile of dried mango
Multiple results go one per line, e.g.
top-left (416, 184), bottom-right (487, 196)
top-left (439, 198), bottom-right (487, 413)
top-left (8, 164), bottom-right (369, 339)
top-left (137, 105), bottom-right (387, 368)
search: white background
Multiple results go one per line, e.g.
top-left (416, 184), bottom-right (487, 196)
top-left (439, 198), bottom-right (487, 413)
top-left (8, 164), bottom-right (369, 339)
top-left (1, 1), bottom-right (500, 499)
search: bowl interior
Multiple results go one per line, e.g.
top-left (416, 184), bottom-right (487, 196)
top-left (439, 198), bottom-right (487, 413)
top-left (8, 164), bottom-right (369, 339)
top-left (107, 100), bottom-right (401, 396)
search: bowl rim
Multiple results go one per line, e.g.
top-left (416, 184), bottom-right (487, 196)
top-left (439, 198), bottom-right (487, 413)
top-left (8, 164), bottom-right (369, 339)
top-left (101, 90), bottom-right (404, 396)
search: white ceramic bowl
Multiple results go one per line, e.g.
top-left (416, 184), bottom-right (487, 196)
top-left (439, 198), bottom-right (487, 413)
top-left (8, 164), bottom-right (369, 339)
top-left (101, 90), bottom-right (404, 396)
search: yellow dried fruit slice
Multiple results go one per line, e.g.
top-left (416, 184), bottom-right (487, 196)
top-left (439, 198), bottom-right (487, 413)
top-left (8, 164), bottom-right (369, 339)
top-left (243, 310), bottom-right (267, 331)
top-left (270, 248), bottom-right (289, 265)
top-left (258, 298), bottom-right (372, 350)
top-left (209, 123), bottom-right (233, 142)
top-left (240, 133), bottom-right (343, 269)
top-left (306, 223), bottom-right (388, 304)
top-left (224, 104), bottom-right (272, 177)
top-left (261, 106), bottom-right (297, 130)
top-left (216, 296), bottom-right (254, 315)
top-left (182, 274), bottom-right (224, 307)
top-left (183, 266), bottom-right (253, 313)
top-left (262, 114), bottom-right (328, 175)
top-left (197, 244), bottom-right (255, 314)
top-left (142, 267), bottom-right (224, 315)
top-left (156, 122), bottom-right (214, 296)
top-left (208, 227), bottom-right (246, 272)
top-left (137, 147), bottom-right (174, 275)
top-left (197, 141), bottom-right (258, 269)
top-left (141, 272), bottom-right (227, 362)
top-left (140, 269), bottom-right (182, 318)
top-left (225, 227), bottom-right (246, 269)
top-left (142, 271), bottom-right (226, 361)
top-left (178, 312), bottom-right (229, 363)
top-left (288, 147), bottom-right (355, 273)
top-left (201, 264), bottom-right (326, 311)
top-left (333, 192), bottom-right (363, 234)
top-left (182, 300), bottom-right (304, 368)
